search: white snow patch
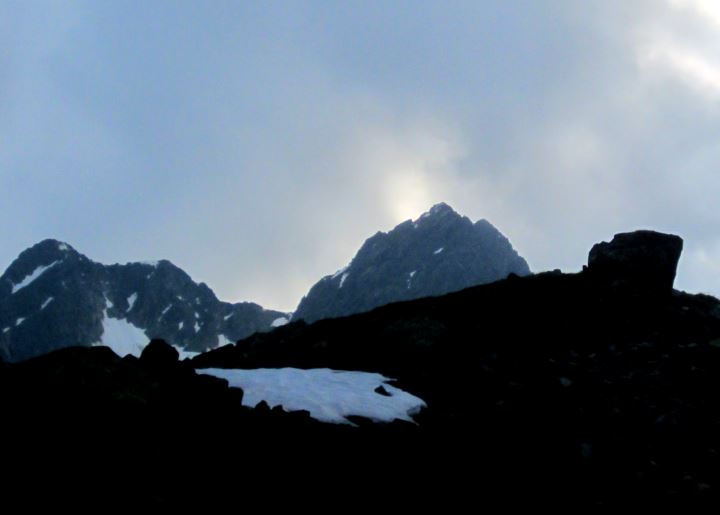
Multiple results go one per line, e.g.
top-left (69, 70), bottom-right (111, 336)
top-left (194, 321), bottom-right (200, 333)
top-left (58, 243), bottom-right (69, 251)
top-left (434, 247), bottom-right (444, 255)
top-left (15, 317), bottom-right (25, 327)
top-left (178, 321), bottom-right (184, 330)
top-left (224, 313), bottom-right (234, 321)
top-left (217, 334), bottom-right (234, 347)
top-left (331, 265), bottom-right (349, 280)
top-left (140, 261), bottom-right (159, 267)
top-left (197, 368), bottom-right (426, 425)
top-left (407, 270), bottom-right (417, 289)
top-left (339, 273), bottom-right (349, 289)
top-left (40, 297), bottom-right (54, 310)
top-left (98, 317), bottom-right (147, 358)
top-left (177, 295), bottom-right (184, 301)
top-left (271, 317), bottom-right (289, 328)
top-left (12, 261), bottom-right (60, 294)
top-left (3, 327), bottom-right (10, 334)
top-left (160, 304), bottom-right (172, 317)
top-left (127, 292), bottom-right (138, 311)
top-left (176, 348), bottom-right (199, 360)
top-left (194, 312), bottom-right (199, 319)
top-left (95, 302), bottom-right (148, 358)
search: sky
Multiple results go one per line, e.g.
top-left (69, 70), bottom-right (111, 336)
top-left (1, 0), bottom-right (720, 312)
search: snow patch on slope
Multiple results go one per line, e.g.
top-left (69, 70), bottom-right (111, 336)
top-left (339, 273), bottom-right (349, 289)
top-left (127, 292), bottom-right (138, 311)
top-left (95, 297), bottom-right (148, 357)
top-left (271, 317), bottom-right (289, 328)
top-left (197, 368), bottom-right (426, 425)
top-left (217, 334), bottom-right (234, 347)
top-left (407, 270), bottom-right (416, 289)
top-left (176, 348), bottom-right (199, 360)
top-left (40, 297), bottom-right (54, 310)
top-left (12, 261), bottom-right (60, 294)
top-left (331, 266), bottom-right (349, 280)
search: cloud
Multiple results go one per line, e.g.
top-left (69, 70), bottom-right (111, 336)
top-left (1, 1), bottom-right (720, 310)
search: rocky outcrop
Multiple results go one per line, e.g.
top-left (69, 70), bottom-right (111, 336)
top-left (587, 230), bottom-right (683, 293)
top-left (294, 203), bottom-right (530, 323)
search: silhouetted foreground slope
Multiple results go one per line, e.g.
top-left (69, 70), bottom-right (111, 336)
top-left (2, 230), bottom-right (720, 508)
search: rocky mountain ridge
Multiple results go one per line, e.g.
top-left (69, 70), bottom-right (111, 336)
top-left (0, 239), bottom-right (288, 361)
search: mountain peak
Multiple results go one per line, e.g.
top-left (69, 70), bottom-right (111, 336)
top-left (24, 238), bottom-right (77, 258)
top-left (294, 204), bottom-right (530, 322)
top-left (415, 202), bottom-right (457, 222)
top-left (1, 239), bottom-right (79, 291)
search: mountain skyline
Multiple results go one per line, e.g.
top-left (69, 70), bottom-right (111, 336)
top-left (2, 203), bottom-right (527, 314)
top-left (2, 1), bottom-right (720, 311)
top-left (1, 199), bottom-right (713, 314)
top-left (0, 203), bottom-right (534, 360)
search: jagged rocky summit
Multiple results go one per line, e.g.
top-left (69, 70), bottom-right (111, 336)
top-left (0, 239), bottom-right (289, 362)
top-left (293, 202), bottom-right (530, 323)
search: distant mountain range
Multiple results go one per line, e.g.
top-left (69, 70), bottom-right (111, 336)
top-left (0, 239), bottom-right (289, 361)
top-left (294, 202), bottom-right (530, 322)
top-left (0, 203), bottom-right (530, 361)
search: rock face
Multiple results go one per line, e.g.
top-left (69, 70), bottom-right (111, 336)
top-left (294, 203), bottom-right (530, 323)
top-left (0, 239), bottom-right (288, 362)
top-left (587, 230), bottom-right (683, 292)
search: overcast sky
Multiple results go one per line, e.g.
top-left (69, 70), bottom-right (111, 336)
top-left (1, 0), bottom-right (719, 311)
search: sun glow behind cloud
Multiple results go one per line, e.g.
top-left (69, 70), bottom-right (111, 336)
top-left (345, 120), bottom-right (465, 224)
